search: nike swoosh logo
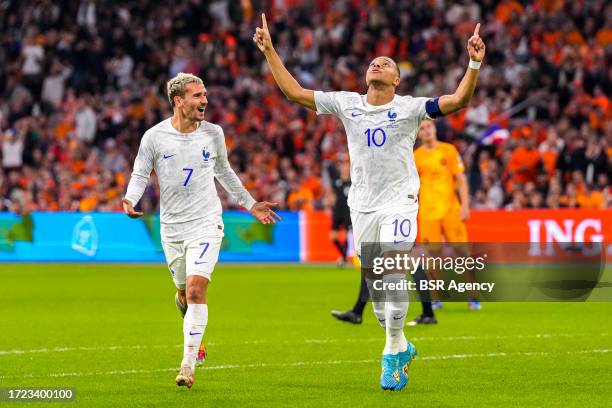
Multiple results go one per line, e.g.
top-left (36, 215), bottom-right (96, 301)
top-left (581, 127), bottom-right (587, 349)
top-left (351, 112), bottom-right (363, 117)
top-left (163, 154), bottom-right (176, 159)
top-left (392, 315), bottom-right (406, 321)
top-left (194, 261), bottom-right (207, 265)
top-left (189, 331), bottom-right (202, 336)
top-left (393, 239), bottom-right (408, 244)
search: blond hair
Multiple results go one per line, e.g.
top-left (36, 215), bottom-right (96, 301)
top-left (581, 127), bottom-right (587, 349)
top-left (167, 72), bottom-right (203, 107)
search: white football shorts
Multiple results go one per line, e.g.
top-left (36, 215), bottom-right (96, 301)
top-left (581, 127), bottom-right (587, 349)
top-left (351, 202), bottom-right (419, 258)
top-left (162, 235), bottom-right (223, 289)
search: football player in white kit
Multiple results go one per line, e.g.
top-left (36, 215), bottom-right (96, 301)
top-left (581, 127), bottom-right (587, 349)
top-left (254, 15), bottom-right (485, 390)
top-left (122, 72), bottom-right (280, 388)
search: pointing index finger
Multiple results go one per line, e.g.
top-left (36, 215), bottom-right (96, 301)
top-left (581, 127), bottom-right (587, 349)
top-left (262, 13), bottom-right (268, 30)
top-left (474, 23), bottom-right (480, 36)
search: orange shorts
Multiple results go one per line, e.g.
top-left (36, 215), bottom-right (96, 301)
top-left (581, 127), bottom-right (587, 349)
top-left (419, 208), bottom-right (468, 243)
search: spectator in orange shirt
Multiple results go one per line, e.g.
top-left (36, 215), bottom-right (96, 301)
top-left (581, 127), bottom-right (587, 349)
top-left (508, 137), bottom-right (541, 185)
top-left (287, 182), bottom-right (314, 211)
top-left (577, 184), bottom-right (605, 209)
top-left (495, 0), bottom-right (525, 24)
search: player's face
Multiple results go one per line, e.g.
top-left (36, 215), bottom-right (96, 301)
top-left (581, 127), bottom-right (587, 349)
top-left (418, 120), bottom-right (436, 143)
top-left (177, 82), bottom-right (208, 122)
top-left (366, 57), bottom-right (400, 87)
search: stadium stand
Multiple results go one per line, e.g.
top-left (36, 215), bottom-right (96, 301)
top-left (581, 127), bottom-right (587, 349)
top-left (0, 0), bottom-right (610, 213)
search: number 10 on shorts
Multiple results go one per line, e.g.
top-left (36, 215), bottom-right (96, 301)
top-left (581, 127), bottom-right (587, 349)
top-left (393, 219), bottom-right (411, 242)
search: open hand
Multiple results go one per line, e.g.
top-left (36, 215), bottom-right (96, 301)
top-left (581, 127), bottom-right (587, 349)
top-left (250, 201), bottom-right (281, 225)
top-left (467, 23), bottom-right (485, 62)
top-left (253, 13), bottom-right (274, 54)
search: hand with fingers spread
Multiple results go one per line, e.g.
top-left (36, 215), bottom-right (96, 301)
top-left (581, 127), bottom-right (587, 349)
top-left (253, 13), bottom-right (274, 55)
top-left (467, 23), bottom-right (485, 62)
top-left (122, 198), bottom-right (144, 218)
top-left (250, 201), bottom-right (282, 225)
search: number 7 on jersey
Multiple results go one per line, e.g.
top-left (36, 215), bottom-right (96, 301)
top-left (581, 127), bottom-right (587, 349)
top-left (182, 168), bottom-right (194, 186)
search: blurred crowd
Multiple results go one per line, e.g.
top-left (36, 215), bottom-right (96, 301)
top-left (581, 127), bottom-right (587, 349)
top-left (0, 0), bottom-right (610, 214)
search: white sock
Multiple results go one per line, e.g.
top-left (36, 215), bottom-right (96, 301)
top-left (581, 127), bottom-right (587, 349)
top-left (383, 309), bottom-right (408, 355)
top-left (382, 274), bottom-right (409, 355)
top-left (180, 304), bottom-right (208, 371)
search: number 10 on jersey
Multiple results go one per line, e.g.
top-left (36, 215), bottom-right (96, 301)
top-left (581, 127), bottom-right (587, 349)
top-left (364, 128), bottom-right (386, 147)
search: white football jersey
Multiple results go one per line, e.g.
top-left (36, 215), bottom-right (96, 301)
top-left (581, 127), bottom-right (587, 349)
top-left (125, 118), bottom-right (256, 242)
top-left (315, 91), bottom-right (431, 212)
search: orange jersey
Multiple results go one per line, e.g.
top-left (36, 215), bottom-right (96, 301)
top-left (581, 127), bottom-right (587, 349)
top-left (415, 142), bottom-right (464, 221)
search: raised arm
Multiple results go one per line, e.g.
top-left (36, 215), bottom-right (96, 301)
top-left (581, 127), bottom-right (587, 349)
top-left (438, 24), bottom-right (486, 116)
top-left (253, 14), bottom-right (316, 111)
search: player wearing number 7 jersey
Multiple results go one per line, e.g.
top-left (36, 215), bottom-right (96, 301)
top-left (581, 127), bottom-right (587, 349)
top-left (254, 14), bottom-right (485, 391)
top-left (122, 72), bottom-right (280, 389)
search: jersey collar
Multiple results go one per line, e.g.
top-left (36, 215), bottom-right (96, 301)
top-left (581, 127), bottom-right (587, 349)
top-left (361, 94), bottom-right (398, 112)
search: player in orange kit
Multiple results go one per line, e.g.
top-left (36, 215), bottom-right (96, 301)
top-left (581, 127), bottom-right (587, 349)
top-left (408, 119), bottom-right (481, 326)
top-left (414, 119), bottom-right (469, 246)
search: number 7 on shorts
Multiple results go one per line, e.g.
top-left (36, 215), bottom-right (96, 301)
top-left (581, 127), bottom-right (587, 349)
top-left (194, 242), bottom-right (209, 265)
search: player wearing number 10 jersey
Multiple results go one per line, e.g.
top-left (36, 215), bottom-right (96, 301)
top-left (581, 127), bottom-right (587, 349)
top-left (122, 72), bottom-right (280, 389)
top-left (254, 13), bottom-right (485, 391)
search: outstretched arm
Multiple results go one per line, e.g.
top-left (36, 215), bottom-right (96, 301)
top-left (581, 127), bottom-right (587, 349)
top-left (438, 24), bottom-right (486, 116)
top-left (253, 13), bottom-right (316, 111)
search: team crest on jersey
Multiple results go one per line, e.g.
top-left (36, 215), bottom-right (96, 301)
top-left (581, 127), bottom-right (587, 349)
top-left (387, 110), bottom-right (397, 121)
top-left (202, 148), bottom-right (211, 162)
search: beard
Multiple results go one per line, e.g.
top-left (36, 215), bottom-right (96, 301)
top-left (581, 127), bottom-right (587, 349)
top-left (187, 106), bottom-right (205, 122)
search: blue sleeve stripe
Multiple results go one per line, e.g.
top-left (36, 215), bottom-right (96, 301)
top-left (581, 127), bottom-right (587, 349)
top-left (425, 97), bottom-right (443, 119)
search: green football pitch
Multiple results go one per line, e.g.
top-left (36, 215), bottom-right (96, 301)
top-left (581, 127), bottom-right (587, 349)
top-left (1, 263), bottom-right (611, 407)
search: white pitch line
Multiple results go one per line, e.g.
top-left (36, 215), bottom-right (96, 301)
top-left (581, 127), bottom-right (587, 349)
top-left (1, 332), bottom-right (609, 357)
top-left (0, 349), bottom-right (609, 380)
top-left (0, 344), bottom-right (176, 356)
